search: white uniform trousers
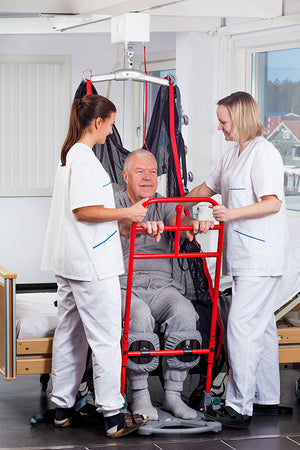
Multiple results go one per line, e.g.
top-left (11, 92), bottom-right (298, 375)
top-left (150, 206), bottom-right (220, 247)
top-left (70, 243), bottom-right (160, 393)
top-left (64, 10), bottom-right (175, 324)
top-left (226, 276), bottom-right (282, 416)
top-left (51, 273), bottom-right (124, 414)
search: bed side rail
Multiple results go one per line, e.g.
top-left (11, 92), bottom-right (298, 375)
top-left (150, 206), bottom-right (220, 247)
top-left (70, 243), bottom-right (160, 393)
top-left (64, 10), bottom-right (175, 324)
top-left (0, 266), bottom-right (17, 380)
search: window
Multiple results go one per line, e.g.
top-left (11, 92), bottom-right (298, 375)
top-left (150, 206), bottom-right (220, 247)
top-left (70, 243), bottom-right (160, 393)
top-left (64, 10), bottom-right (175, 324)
top-left (252, 48), bottom-right (300, 211)
top-left (0, 55), bottom-right (70, 196)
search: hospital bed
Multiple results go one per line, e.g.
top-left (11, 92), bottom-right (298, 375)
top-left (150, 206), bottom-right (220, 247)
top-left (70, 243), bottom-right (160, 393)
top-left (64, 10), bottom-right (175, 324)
top-left (0, 266), bottom-right (57, 380)
top-left (275, 214), bottom-right (300, 364)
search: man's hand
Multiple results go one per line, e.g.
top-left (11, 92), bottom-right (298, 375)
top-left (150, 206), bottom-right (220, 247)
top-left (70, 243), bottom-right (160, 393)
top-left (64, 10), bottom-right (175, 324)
top-left (186, 219), bottom-right (215, 241)
top-left (139, 221), bottom-right (164, 242)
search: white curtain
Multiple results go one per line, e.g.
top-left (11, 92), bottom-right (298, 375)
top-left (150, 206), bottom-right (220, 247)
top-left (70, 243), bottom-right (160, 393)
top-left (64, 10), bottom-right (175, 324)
top-left (0, 55), bottom-right (70, 196)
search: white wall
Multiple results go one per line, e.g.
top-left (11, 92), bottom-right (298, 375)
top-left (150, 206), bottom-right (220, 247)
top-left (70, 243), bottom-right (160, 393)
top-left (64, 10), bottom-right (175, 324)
top-left (0, 32), bottom-right (176, 284)
top-left (175, 32), bottom-right (231, 256)
top-left (0, 197), bottom-right (53, 283)
top-left (176, 32), bottom-right (223, 190)
top-left (0, 34), bottom-right (121, 110)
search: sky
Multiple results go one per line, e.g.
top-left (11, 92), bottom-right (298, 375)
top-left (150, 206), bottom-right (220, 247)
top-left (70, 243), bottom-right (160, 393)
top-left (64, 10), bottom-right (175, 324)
top-left (268, 48), bottom-right (300, 82)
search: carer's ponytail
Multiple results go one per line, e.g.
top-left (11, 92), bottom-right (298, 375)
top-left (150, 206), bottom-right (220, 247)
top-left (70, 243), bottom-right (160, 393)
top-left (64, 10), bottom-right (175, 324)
top-left (61, 95), bottom-right (116, 166)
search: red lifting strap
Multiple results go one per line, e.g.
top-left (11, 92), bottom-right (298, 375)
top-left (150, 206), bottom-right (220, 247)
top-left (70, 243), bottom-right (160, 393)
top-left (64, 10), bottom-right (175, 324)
top-left (86, 78), bottom-right (92, 95)
top-left (86, 70), bottom-right (92, 95)
top-left (167, 78), bottom-right (185, 198)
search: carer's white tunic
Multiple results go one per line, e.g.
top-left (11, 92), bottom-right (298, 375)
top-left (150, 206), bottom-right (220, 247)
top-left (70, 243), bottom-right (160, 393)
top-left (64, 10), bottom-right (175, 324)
top-left (41, 142), bottom-right (124, 281)
top-left (206, 136), bottom-right (289, 415)
top-left (206, 136), bottom-right (289, 277)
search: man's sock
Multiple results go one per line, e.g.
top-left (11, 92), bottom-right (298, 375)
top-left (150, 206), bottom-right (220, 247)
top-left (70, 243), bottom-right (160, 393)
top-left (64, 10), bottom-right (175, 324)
top-left (163, 390), bottom-right (197, 420)
top-left (131, 388), bottom-right (158, 421)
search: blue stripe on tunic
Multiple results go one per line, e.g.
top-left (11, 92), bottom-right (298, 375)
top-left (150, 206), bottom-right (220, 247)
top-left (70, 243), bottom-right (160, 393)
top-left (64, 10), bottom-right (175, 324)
top-left (93, 230), bottom-right (117, 249)
top-left (234, 229), bottom-right (265, 242)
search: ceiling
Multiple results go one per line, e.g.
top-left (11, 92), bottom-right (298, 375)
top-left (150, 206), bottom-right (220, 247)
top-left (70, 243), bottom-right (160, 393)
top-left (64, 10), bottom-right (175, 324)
top-left (1, 0), bottom-right (296, 35)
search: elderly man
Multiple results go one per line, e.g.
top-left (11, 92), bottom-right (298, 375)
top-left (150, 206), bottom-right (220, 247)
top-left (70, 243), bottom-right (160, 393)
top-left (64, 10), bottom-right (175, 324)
top-left (115, 149), bottom-right (213, 421)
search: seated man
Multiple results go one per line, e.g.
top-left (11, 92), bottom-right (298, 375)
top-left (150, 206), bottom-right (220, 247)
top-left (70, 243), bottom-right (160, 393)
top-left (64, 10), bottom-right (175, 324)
top-left (115, 149), bottom-right (213, 421)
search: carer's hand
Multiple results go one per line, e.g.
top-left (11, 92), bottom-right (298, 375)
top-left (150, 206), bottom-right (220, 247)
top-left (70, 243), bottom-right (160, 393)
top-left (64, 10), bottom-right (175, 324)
top-left (186, 219), bottom-right (215, 241)
top-left (210, 204), bottom-right (230, 222)
top-left (140, 220), bottom-right (164, 242)
top-left (128, 198), bottom-right (148, 223)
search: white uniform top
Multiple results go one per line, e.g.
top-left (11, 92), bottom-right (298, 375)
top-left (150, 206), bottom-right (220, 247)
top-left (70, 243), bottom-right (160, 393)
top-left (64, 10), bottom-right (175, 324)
top-left (206, 136), bottom-right (289, 277)
top-left (41, 143), bottom-right (124, 281)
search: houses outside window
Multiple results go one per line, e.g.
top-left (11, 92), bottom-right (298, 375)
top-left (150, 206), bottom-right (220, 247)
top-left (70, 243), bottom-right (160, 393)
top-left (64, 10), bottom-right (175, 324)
top-left (253, 48), bottom-right (300, 211)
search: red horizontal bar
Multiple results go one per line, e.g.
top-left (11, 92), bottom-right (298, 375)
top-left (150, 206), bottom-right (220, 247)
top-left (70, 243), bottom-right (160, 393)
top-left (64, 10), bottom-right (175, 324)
top-left (127, 349), bottom-right (210, 357)
top-left (142, 197), bottom-right (220, 207)
top-left (133, 252), bottom-right (219, 259)
top-left (136, 225), bottom-right (222, 233)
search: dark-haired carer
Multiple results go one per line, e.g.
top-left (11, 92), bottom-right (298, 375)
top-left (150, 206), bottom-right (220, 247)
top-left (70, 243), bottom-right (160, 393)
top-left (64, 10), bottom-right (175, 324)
top-left (42, 94), bottom-right (149, 438)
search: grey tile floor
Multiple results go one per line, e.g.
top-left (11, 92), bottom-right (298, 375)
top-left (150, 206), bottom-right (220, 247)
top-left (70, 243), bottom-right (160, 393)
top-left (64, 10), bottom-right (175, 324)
top-left (0, 368), bottom-right (299, 450)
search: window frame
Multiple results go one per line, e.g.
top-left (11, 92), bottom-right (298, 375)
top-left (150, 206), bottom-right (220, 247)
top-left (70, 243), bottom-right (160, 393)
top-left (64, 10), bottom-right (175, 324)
top-left (231, 32), bottom-right (300, 214)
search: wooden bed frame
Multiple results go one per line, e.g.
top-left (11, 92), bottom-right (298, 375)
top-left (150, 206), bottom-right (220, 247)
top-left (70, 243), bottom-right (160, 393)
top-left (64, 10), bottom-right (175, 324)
top-left (277, 295), bottom-right (300, 364)
top-left (0, 266), bottom-right (52, 381)
top-left (0, 265), bottom-right (299, 381)
top-left (278, 325), bottom-right (300, 363)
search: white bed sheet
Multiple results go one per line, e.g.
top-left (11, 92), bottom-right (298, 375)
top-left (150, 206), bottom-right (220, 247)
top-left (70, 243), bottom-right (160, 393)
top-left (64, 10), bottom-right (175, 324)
top-left (275, 214), bottom-right (300, 310)
top-left (16, 292), bottom-right (58, 339)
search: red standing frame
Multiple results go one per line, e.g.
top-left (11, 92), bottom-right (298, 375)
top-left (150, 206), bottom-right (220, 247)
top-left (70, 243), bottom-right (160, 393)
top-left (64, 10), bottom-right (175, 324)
top-left (121, 197), bottom-right (224, 406)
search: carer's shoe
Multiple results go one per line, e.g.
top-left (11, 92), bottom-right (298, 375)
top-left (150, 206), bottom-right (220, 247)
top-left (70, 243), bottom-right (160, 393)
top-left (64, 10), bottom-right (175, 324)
top-left (105, 412), bottom-right (149, 438)
top-left (253, 403), bottom-right (293, 416)
top-left (54, 407), bottom-right (73, 428)
top-left (205, 405), bottom-right (251, 429)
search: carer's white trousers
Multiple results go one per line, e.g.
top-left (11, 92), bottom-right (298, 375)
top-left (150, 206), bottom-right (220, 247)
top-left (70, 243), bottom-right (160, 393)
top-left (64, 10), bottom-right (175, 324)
top-left (225, 276), bottom-right (282, 416)
top-left (51, 273), bottom-right (124, 414)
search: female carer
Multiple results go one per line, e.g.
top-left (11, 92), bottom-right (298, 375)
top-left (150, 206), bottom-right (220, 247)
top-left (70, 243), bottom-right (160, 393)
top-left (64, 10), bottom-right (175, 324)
top-left (187, 91), bottom-right (289, 428)
top-left (42, 94), bottom-right (149, 437)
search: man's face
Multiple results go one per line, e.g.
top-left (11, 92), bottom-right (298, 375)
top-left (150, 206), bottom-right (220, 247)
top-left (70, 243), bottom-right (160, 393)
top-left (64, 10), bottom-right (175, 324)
top-left (123, 154), bottom-right (158, 204)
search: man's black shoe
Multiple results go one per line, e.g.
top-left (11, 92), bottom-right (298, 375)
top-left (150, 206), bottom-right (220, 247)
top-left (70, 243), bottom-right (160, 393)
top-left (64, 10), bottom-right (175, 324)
top-left (205, 405), bottom-right (251, 429)
top-left (253, 403), bottom-right (293, 416)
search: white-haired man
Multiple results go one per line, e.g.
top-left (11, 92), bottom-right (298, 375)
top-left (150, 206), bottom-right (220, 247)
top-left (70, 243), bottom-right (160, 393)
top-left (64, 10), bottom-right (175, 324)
top-left (115, 149), bottom-right (213, 421)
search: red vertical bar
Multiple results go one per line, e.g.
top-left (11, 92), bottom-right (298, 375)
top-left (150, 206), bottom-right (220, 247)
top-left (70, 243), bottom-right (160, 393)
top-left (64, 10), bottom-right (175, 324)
top-left (205, 222), bottom-right (224, 394)
top-left (120, 223), bottom-right (137, 396)
top-left (173, 204), bottom-right (183, 255)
